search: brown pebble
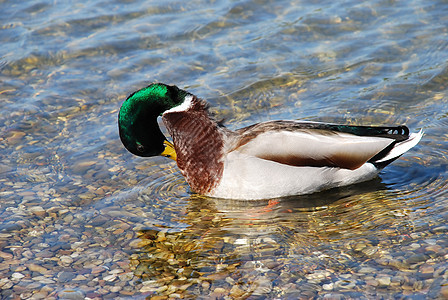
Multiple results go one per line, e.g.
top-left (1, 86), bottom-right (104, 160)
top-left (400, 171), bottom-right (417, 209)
top-left (86, 292), bottom-right (101, 298)
top-left (30, 206), bottom-right (46, 217)
top-left (150, 296), bottom-right (168, 300)
top-left (420, 266), bottom-right (435, 274)
top-left (40, 285), bottom-right (54, 293)
top-left (72, 160), bottom-right (96, 174)
top-left (426, 245), bottom-right (442, 252)
top-left (201, 281), bottom-right (210, 290)
top-left (73, 275), bottom-right (87, 281)
top-left (214, 287), bottom-right (226, 294)
top-left (209, 287), bottom-right (227, 299)
top-left (58, 234), bottom-right (71, 242)
top-left (91, 266), bottom-right (107, 274)
top-left (28, 263), bottom-right (49, 274)
top-left (366, 279), bottom-right (379, 287)
top-left (18, 191), bottom-right (35, 197)
top-left (230, 285), bottom-right (246, 298)
top-left (128, 239), bottom-right (142, 248)
top-left (0, 251), bottom-right (13, 259)
top-left (13, 285), bottom-right (28, 293)
top-left (0, 263), bottom-right (9, 271)
top-left (60, 255), bottom-right (73, 265)
top-left (6, 131), bottom-right (26, 144)
top-left (202, 273), bottom-right (227, 281)
top-left (15, 266), bottom-right (26, 272)
top-left (440, 286), bottom-right (448, 298)
top-left (31, 291), bottom-right (48, 299)
top-left (119, 291), bottom-right (135, 296)
top-left (6, 259), bottom-right (21, 265)
top-left (113, 228), bottom-right (124, 235)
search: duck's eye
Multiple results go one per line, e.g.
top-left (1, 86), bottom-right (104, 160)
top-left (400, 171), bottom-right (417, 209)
top-left (136, 143), bottom-right (145, 153)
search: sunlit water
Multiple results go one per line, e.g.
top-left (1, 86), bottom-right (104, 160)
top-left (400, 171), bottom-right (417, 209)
top-left (1, 0), bottom-right (448, 299)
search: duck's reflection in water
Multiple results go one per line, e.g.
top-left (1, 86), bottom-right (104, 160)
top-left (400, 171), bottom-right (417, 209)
top-left (131, 178), bottom-right (406, 299)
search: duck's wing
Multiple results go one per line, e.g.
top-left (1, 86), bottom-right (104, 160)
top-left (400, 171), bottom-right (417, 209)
top-left (232, 121), bottom-right (422, 170)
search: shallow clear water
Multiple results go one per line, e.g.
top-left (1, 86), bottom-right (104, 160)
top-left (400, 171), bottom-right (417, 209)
top-left (1, 0), bottom-right (448, 298)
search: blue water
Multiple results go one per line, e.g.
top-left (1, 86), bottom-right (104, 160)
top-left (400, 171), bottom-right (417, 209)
top-left (1, 0), bottom-right (448, 298)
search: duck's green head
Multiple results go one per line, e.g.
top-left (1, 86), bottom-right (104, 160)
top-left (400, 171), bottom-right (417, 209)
top-left (118, 83), bottom-right (189, 159)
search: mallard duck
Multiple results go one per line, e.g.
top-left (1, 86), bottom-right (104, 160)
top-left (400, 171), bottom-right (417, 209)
top-left (118, 83), bottom-right (422, 200)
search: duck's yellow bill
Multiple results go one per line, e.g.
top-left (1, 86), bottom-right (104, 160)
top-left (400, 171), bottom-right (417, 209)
top-left (162, 140), bottom-right (177, 161)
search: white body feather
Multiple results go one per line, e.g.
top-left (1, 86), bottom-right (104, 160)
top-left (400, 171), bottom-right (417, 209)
top-left (210, 151), bottom-right (378, 200)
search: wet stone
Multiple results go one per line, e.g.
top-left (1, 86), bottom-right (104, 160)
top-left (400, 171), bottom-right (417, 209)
top-left (353, 242), bottom-right (368, 252)
top-left (0, 222), bottom-right (23, 233)
top-left (432, 225), bottom-right (448, 233)
top-left (13, 285), bottom-right (28, 294)
top-left (426, 245), bottom-right (442, 253)
top-left (90, 215), bottom-right (109, 227)
top-left (6, 131), bottom-right (26, 145)
top-left (377, 276), bottom-right (391, 287)
top-left (72, 160), bottom-right (97, 174)
top-left (12, 272), bottom-right (25, 280)
top-left (419, 265), bottom-right (435, 279)
top-left (58, 289), bottom-right (85, 300)
top-left (1, 290), bottom-right (13, 299)
top-left (50, 242), bottom-right (72, 252)
top-left (357, 267), bottom-right (377, 274)
top-left (91, 266), bottom-right (107, 274)
top-left (30, 291), bottom-right (48, 300)
top-left (389, 258), bottom-right (410, 270)
top-left (0, 278), bottom-right (12, 289)
top-left (103, 274), bottom-right (117, 282)
top-left (35, 250), bottom-right (53, 259)
top-left (322, 282), bottom-right (334, 290)
top-left (323, 293), bottom-right (345, 300)
top-left (14, 265), bottom-right (27, 272)
top-left (60, 255), bottom-right (73, 265)
top-left (300, 290), bottom-right (318, 298)
top-left (441, 286), bottom-right (448, 298)
top-left (0, 251), bottom-right (13, 260)
top-left (252, 277), bottom-right (272, 295)
top-left (409, 243), bottom-right (421, 250)
top-left (73, 274), bottom-right (87, 281)
top-left (29, 206), bottom-right (46, 217)
top-left (0, 279), bottom-right (12, 291)
top-left (424, 239), bottom-right (437, 245)
top-left (230, 285), bottom-right (246, 298)
top-left (406, 254), bottom-right (429, 265)
top-left (366, 279), bottom-right (379, 287)
top-left (58, 271), bottom-right (76, 283)
top-left (33, 276), bottom-right (55, 284)
top-left (28, 264), bottom-right (48, 274)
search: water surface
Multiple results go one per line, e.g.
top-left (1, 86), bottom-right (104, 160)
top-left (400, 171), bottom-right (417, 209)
top-left (1, 0), bottom-right (448, 298)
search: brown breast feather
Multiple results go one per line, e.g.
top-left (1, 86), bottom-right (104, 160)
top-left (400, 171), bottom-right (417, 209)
top-left (162, 98), bottom-right (225, 194)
